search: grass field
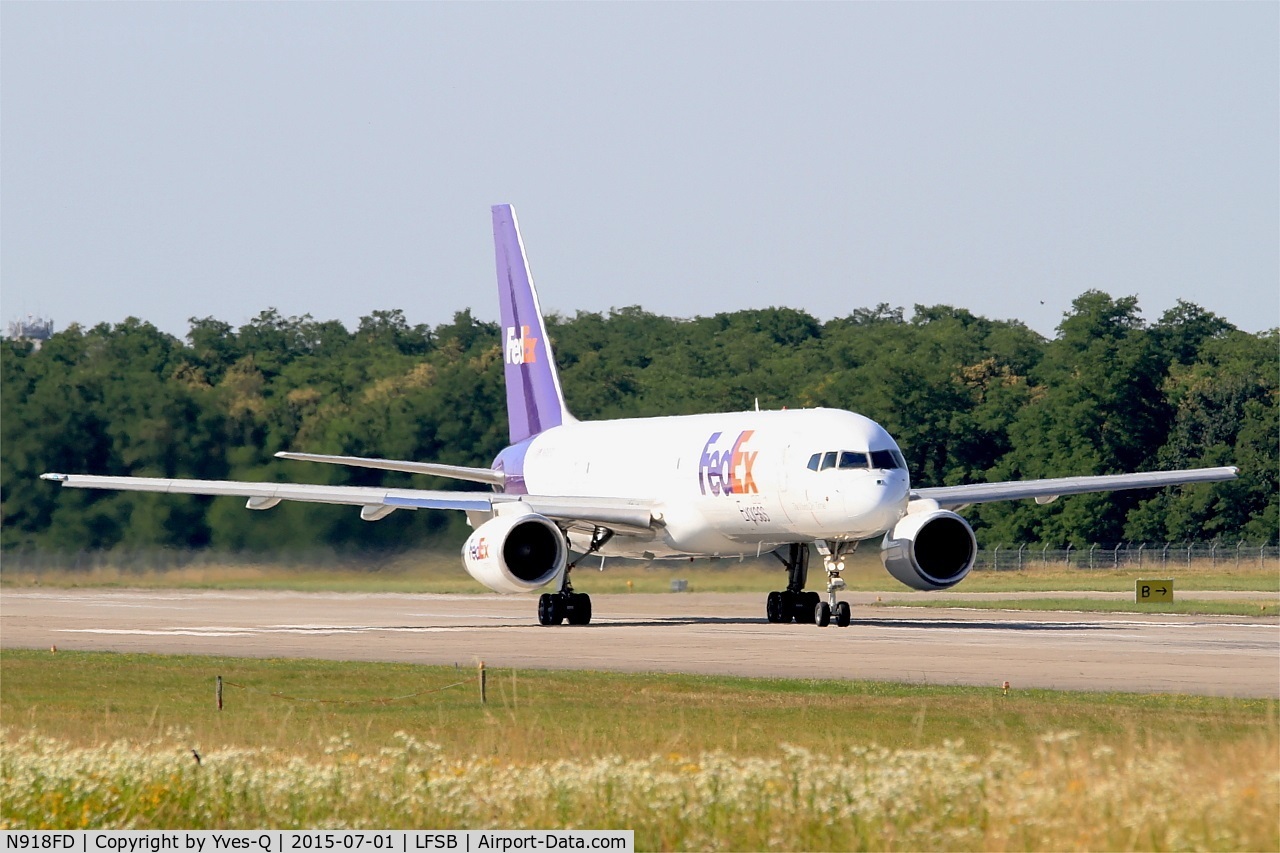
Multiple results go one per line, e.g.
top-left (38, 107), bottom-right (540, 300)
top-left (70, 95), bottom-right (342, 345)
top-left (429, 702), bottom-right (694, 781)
top-left (4, 549), bottom-right (1277, 597)
top-left (1, 649), bottom-right (1277, 849)
top-left (4, 551), bottom-right (1276, 619)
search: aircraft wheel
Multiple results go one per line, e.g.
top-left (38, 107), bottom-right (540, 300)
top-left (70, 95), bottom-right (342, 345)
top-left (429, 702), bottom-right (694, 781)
top-left (815, 601), bottom-right (831, 627)
top-left (778, 591), bottom-right (796, 624)
top-left (794, 591), bottom-right (820, 624)
top-left (566, 593), bottom-right (592, 625)
top-left (537, 593), bottom-right (563, 626)
top-left (834, 601), bottom-right (851, 628)
top-left (766, 591), bottom-right (784, 623)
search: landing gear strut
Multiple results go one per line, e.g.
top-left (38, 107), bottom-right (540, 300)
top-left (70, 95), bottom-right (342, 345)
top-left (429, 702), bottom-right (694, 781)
top-left (537, 527), bottom-right (612, 626)
top-left (814, 541), bottom-right (854, 628)
top-left (765, 543), bottom-right (820, 624)
top-left (765, 541), bottom-right (854, 627)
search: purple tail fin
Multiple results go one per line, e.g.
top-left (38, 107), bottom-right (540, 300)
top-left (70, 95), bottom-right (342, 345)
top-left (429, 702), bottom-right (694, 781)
top-left (492, 204), bottom-right (573, 444)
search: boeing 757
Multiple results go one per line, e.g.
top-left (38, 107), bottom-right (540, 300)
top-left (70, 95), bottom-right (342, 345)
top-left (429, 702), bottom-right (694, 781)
top-left (42, 205), bottom-right (1239, 627)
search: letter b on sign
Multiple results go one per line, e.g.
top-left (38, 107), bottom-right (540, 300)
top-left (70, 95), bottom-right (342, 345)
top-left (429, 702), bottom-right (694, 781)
top-left (1136, 579), bottom-right (1174, 603)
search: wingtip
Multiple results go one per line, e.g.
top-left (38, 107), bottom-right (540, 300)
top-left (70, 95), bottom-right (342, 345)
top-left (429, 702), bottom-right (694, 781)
top-left (40, 473), bottom-right (68, 482)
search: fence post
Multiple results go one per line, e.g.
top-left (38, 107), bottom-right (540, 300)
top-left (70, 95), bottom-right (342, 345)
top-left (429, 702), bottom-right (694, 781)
top-left (993, 544), bottom-right (1000, 572)
top-left (1042, 543), bottom-right (1050, 568)
top-left (216, 676), bottom-right (223, 711)
top-left (1018, 544), bottom-right (1026, 571)
top-left (1065, 544), bottom-right (1074, 567)
top-left (1089, 544), bottom-right (1096, 570)
top-left (478, 661), bottom-right (487, 705)
top-left (1137, 543), bottom-right (1145, 569)
top-left (1186, 542), bottom-right (1193, 567)
top-left (1162, 543), bottom-right (1170, 568)
top-left (1210, 542), bottom-right (1217, 568)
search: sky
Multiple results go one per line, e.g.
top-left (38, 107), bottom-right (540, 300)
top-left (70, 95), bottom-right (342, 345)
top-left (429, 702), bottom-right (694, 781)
top-left (2, 2), bottom-right (1276, 342)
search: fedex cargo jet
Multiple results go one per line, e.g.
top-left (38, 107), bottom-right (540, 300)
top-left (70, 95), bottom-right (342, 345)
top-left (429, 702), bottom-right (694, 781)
top-left (42, 205), bottom-right (1239, 627)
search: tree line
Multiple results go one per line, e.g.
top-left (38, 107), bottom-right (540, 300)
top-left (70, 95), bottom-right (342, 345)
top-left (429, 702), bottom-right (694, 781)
top-left (2, 291), bottom-right (1275, 552)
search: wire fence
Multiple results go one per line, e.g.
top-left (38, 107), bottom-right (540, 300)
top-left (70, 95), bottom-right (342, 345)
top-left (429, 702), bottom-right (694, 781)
top-left (3, 541), bottom-right (1277, 576)
top-left (971, 542), bottom-right (1279, 571)
top-left (0, 545), bottom-right (434, 575)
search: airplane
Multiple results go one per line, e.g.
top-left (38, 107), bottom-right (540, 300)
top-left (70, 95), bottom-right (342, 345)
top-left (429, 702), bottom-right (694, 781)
top-left (42, 204), bottom-right (1240, 627)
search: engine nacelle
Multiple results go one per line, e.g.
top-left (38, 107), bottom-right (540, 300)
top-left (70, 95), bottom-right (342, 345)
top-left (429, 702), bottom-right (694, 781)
top-left (462, 509), bottom-right (567, 594)
top-left (880, 508), bottom-right (977, 591)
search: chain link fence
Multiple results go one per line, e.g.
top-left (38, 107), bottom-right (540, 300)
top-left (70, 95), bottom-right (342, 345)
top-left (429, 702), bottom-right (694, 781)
top-left (0, 545), bottom-right (430, 576)
top-left (972, 542), bottom-right (1279, 571)
top-left (3, 542), bottom-right (1277, 576)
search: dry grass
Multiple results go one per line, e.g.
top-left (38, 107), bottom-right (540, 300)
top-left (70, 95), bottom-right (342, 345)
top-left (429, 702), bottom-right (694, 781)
top-left (1, 650), bottom-right (1277, 849)
top-left (3, 726), bottom-right (1276, 849)
top-left (3, 549), bottom-right (1276, 596)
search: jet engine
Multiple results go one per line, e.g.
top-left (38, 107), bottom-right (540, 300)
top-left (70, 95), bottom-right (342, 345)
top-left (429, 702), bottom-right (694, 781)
top-left (880, 507), bottom-right (977, 591)
top-left (462, 509), bottom-right (568, 594)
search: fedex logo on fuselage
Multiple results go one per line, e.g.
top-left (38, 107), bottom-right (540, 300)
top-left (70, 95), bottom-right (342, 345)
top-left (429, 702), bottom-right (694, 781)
top-left (505, 325), bottom-right (538, 365)
top-left (699, 430), bottom-right (759, 496)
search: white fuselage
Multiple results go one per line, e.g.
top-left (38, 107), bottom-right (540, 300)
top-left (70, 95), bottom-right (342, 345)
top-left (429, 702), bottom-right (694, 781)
top-left (516, 408), bottom-right (911, 559)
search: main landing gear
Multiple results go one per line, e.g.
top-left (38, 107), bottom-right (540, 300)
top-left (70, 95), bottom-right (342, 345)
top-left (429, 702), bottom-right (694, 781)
top-left (766, 542), bottom-right (853, 627)
top-left (537, 527), bottom-right (612, 626)
top-left (766, 543), bottom-right (821, 624)
top-left (537, 588), bottom-right (591, 626)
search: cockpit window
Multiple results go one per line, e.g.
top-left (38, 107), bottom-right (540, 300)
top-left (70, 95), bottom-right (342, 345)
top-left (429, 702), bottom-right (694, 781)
top-left (807, 449), bottom-right (906, 472)
top-left (839, 451), bottom-right (869, 469)
top-left (870, 448), bottom-right (911, 468)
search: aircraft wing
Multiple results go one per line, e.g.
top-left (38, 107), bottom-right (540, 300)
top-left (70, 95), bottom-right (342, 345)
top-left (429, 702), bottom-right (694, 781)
top-left (274, 451), bottom-right (505, 487)
top-left (912, 466), bottom-right (1239, 509)
top-left (39, 473), bottom-right (656, 530)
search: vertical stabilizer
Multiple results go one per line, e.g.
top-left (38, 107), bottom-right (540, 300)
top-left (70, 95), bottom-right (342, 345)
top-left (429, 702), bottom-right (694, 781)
top-left (492, 204), bottom-right (574, 444)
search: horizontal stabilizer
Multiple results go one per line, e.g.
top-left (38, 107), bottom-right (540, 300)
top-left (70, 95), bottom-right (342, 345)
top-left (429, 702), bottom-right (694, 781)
top-left (913, 466), bottom-right (1239, 509)
top-left (275, 451), bottom-right (505, 487)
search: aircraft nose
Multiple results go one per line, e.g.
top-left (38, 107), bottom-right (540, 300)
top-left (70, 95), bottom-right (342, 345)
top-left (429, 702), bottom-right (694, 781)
top-left (843, 470), bottom-right (909, 537)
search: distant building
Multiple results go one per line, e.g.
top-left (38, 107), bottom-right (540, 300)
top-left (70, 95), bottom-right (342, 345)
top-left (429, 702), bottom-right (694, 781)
top-left (7, 315), bottom-right (54, 350)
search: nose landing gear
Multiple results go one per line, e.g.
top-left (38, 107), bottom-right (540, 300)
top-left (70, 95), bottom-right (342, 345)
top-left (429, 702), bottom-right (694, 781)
top-left (812, 541), bottom-right (855, 628)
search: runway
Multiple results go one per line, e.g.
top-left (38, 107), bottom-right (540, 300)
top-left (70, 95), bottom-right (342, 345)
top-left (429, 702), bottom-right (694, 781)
top-left (2, 589), bottom-right (1277, 697)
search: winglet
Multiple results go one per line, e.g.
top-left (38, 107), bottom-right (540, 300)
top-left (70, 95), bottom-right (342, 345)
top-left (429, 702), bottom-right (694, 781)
top-left (492, 204), bottom-right (574, 444)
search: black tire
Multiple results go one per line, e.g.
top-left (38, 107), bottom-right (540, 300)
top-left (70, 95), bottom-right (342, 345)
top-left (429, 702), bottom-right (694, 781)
top-left (794, 590), bottom-right (820, 624)
top-left (537, 593), bottom-right (563, 626)
top-left (835, 601), bottom-right (851, 628)
top-left (815, 601), bottom-right (831, 627)
top-left (766, 591), bottom-right (783, 623)
top-left (566, 593), bottom-right (592, 625)
top-left (778, 590), bottom-right (796, 624)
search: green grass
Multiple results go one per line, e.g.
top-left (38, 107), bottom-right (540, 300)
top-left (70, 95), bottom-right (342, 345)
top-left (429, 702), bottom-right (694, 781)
top-left (3, 649), bottom-right (1273, 761)
top-left (4, 549), bottom-right (1277, 595)
top-left (2, 650), bottom-right (1276, 848)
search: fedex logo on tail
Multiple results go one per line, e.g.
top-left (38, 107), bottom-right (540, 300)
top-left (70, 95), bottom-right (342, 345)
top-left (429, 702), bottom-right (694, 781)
top-left (699, 430), bottom-right (759, 496)
top-left (505, 325), bottom-right (539, 365)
